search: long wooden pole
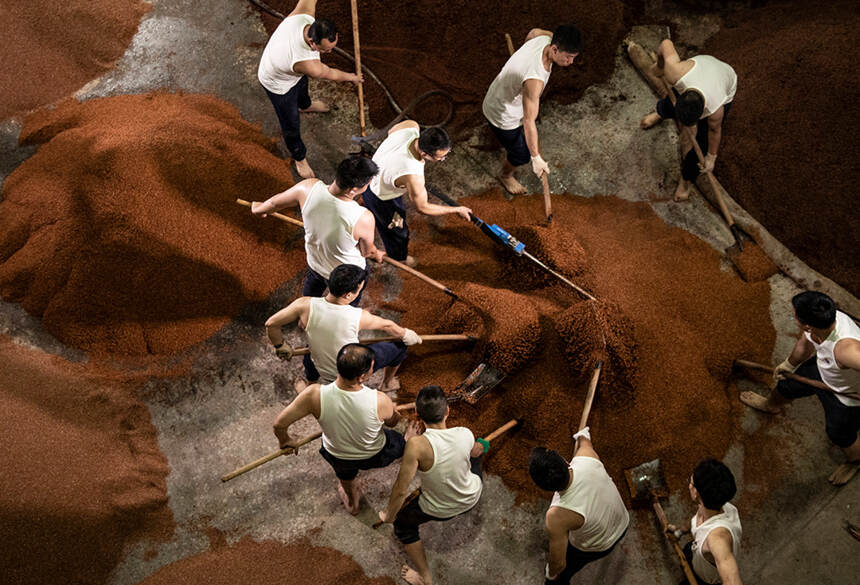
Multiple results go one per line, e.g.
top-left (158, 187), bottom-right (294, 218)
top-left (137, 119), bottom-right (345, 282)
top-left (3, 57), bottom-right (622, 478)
top-left (349, 0), bottom-right (366, 136)
top-left (286, 334), bottom-right (476, 357)
top-left (237, 199), bottom-right (458, 297)
top-left (484, 418), bottom-right (520, 442)
top-left (734, 359), bottom-right (859, 398)
top-left (652, 496), bottom-right (699, 585)
top-left (578, 360), bottom-right (603, 430)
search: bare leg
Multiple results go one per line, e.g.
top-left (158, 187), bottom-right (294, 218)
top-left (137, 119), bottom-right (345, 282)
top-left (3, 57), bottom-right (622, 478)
top-left (499, 158), bottom-right (526, 195)
top-left (640, 111), bottom-right (663, 129)
top-left (294, 158), bottom-right (315, 179)
top-left (401, 541), bottom-right (433, 585)
top-left (379, 363), bottom-right (402, 393)
top-left (299, 100), bottom-right (330, 113)
top-left (337, 479), bottom-right (361, 515)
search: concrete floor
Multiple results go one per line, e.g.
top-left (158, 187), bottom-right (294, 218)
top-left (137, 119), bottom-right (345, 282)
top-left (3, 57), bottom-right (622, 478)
top-left (1, 1), bottom-right (858, 584)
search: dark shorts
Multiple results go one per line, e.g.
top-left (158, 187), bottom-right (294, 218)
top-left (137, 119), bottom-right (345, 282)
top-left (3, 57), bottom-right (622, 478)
top-left (303, 340), bottom-right (407, 382)
top-left (393, 457), bottom-right (484, 544)
top-left (488, 122), bottom-right (531, 167)
top-left (777, 358), bottom-right (860, 448)
top-left (263, 76), bottom-right (312, 162)
top-left (360, 186), bottom-right (409, 261)
top-left (545, 527), bottom-right (627, 585)
top-left (656, 91), bottom-right (732, 182)
top-left (319, 428), bottom-right (406, 481)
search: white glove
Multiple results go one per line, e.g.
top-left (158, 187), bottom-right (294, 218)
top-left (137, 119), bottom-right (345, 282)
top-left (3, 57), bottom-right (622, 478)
top-left (572, 426), bottom-right (591, 442)
top-left (699, 152), bottom-right (717, 174)
top-left (531, 154), bottom-right (550, 178)
top-left (402, 328), bottom-right (422, 346)
top-left (772, 358), bottom-right (798, 387)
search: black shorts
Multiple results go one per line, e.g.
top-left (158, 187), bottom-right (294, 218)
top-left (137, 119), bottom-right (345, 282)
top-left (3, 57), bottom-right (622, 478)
top-left (777, 359), bottom-right (860, 448)
top-left (392, 456), bottom-right (483, 544)
top-left (545, 528), bottom-right (627, 585)
top-left (319, 428), bottom-right (405, 481)
top-left (488, 123), bottom-right (531, 167)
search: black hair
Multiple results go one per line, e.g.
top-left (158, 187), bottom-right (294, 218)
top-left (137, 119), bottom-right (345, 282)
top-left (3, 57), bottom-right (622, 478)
top-left (335, 156), bottom-right (379, 190)
top-left (308, 19), bottom-right (338, 44)
top-left (676, 90), bottom-right (705, 126)
top-left (336, 343), bottom-right (374, 380)
top-left (551, 25), bottom-right (583, 54)
top-left (415, 385), bottom-right (448, 423)
top-left (328, 264), bottom-right (367, 297)
top-left (792, 291), bottom-right (837, 329)
top-left (417, 126), bottom-right (451, 157)
top-left (692, 458), bottom-right (737, 510)
top-left (528, 447), bottom-right (570, 492)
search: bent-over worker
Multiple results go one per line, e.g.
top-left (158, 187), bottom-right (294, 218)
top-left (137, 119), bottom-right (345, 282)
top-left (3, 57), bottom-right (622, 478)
top-left (378, 385), bottom-right (485, 585)
top-left (273, 343), bottom-right (414, 514)
top-left (257, 0), bottom-right (363, 179)
top-left (266, 263), bottom-right (421, 392)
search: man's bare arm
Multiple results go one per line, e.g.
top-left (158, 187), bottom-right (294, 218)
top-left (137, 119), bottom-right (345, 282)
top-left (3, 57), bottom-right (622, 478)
top-left (404, 176), bottom-right (472, 220)
top-left (377, 391), bottom-right (399, 427)
top-left (251, 179), bottom-right (315, 217)
top-left (655, 39), bottom-right (684, 83)
top-left (273, 385), bottom-right (318, 447)
top-left (289, 0), bottom-right (316, 18)
top-left (706, 107), bottom-right (725, 156)
top-left (522, 79), bottom-right (544, 157)
top-left (834, 338), bottom-right (860, 371)
top-left (708, 528), bottom-right (743, 585)
top-left (380, 439), bottom-right (422, 521)
top-left (573, 436), bottom-right (600, 461)
top-left (788, 334), bottom-right (816, 366)
top-left (545, 508), bottom-right (583, 579)
top-left (265, 298), bottom-right (309, 346)
top-left (353, 211), bottom-right (385, 263)
top-left (293, 59), bottom-right (362, 84)
top-left (359, 311), bottom-right (407, 340)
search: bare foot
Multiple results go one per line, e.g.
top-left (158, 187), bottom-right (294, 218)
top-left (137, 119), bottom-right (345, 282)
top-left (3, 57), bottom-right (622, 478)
top-left (337, 483), bottom-right (361, 515)
top-left (500, 174), bottom-right (526, 195)
top-left (294, 158), bottom-right (315, 179)
top-left (739, 391), bottom-right (781, 414)
top-left (299, 100), bottom-right (330, 113)
top-left (294, 378), bottom-right (309, 393)
top-left (673, 180), bottom-right (691, 202)
top-left (829, 462), bottom-right (859, 486)
top-left (380, 376), bottom-right (401, 393)
top-left (404, 255), bottom-right (418, 268)
top-left (404, 420), bottom-right (422, 441)
top-left (401, 565), bottom-right (428, 585)
top-left (640, 112), bottom-right (662, 129)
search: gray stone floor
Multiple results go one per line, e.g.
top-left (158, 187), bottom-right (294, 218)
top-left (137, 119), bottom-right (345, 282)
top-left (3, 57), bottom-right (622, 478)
top-left (1, 1), bottom-right (858, 584)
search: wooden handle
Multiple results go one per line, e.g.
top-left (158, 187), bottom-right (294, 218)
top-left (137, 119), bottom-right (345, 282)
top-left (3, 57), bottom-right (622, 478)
top-left (541, 172), bottom-right (553, 223)
top-left (288, 334), bottom-right (476, 357)
top-left (382, 256), bottom-right (458, 298)
top-left (484, 419), bottom-right (520, 442)
top-left (505, 33), bottom-right (515, 56)
top-left (237, 198), bottom-right (304, 228)
top-left (578, 361), bottom-right (603, 430)
top-left (349, 0), bottom-right (365, 136)
top-left (734, 359), bottom-right (844, 394)
top-left (652, 497), bottom-right (699, 585)
top-left (220, 431), bottom-right (322, 482)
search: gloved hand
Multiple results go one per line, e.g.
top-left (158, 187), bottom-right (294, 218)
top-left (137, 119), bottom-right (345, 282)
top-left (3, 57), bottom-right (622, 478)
top-left (274, 343), bottom-right (292, 360)
top-left (402, 328), bottom-right (422, 346)
top-left (531, 154), bottom-right (550, 178)
top-left (772, 358), bottom-right (798, 387)
top-left (572, 426), bottom-right (591, 442)
top-left (699, 152), bottom-right (717, 174)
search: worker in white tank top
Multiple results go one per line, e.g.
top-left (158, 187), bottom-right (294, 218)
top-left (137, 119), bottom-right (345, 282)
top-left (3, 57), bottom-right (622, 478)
top-left (265, 263), bottom-right (422, 392)
top-left (378, 385), bottom-right (486, 585)
top-left (640, 39), bottom-right (737, 203)
top-left (482, 25), bottom-right (581, 195)
top-left (528, 427), bottom-right (628, 584)
top-left (252, 156), bottom-right (383, 304)
top-left (667, 459), bottom-right (743, 585)
top-left (274, 343), bottom-right (412, 515)
top-left (361, 121), bottom-right (472, 266)
top-left (741, 291), bottom-right (860, 485)
top-left (256, 1), bottom-right (362, 179)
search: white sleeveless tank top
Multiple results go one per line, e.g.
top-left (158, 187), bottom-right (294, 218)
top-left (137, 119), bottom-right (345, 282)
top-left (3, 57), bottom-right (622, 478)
top-left (482, 35), bottom-right (552, 130)
top-left (417, 427), bottom-right (483, 518)
top-left (550, 456), bottom-right (630, 552)
top-left (369, 127), bottom-right (424, 201)
top-left (305, 297), bottom-right (362, 384)
top-left (301, 180), bottom-right (367, 279)
top-left (674, 55), bottom-right (737, 118)
top-left (258, 14), bottom-right (319, 94)
top-left (690, 503), bottom-right (742, 584)
top-left (318, 381), bottom-right (386, 460)
top-left (805, 311), bottom-right (860, 406)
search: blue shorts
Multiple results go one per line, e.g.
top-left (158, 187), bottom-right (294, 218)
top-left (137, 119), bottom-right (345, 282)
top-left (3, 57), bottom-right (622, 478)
top-left (488, 123), bottom-right (531, 167)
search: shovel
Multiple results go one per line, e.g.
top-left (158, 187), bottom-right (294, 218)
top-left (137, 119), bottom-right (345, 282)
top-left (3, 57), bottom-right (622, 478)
top-left (624, 459), bottom-right (699, 585)
top-left (279, 334), bottom-right (477, 359)
top-left (458, 362), bottom-right (508, 404)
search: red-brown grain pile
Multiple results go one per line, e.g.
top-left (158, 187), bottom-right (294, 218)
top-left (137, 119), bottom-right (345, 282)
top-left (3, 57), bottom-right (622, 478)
top-left (136, 538), bottom-right (394, 585)
top-left (258, 0), bottom-right (632, 129)
top-left (0, 92), bottom-right (305, 356)
top-left (387, 190), bottom-right (774, 497)
top-left (0, 0), bottom-right (149, 118)
top-left (706, 0), bottom-right (859, 296)
top-left (0, 338), bottom-right (172, 585)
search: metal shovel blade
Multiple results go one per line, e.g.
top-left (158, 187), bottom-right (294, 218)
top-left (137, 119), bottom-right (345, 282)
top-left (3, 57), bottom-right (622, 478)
top-left (454, 363), bottom-right (507, 404)
top-left (624, 458), bottom-right (669, 502)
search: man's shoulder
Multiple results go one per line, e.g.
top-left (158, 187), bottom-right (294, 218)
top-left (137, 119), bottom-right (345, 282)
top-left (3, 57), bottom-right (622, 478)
top-left (546, 504), bottom-right (584, 531)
